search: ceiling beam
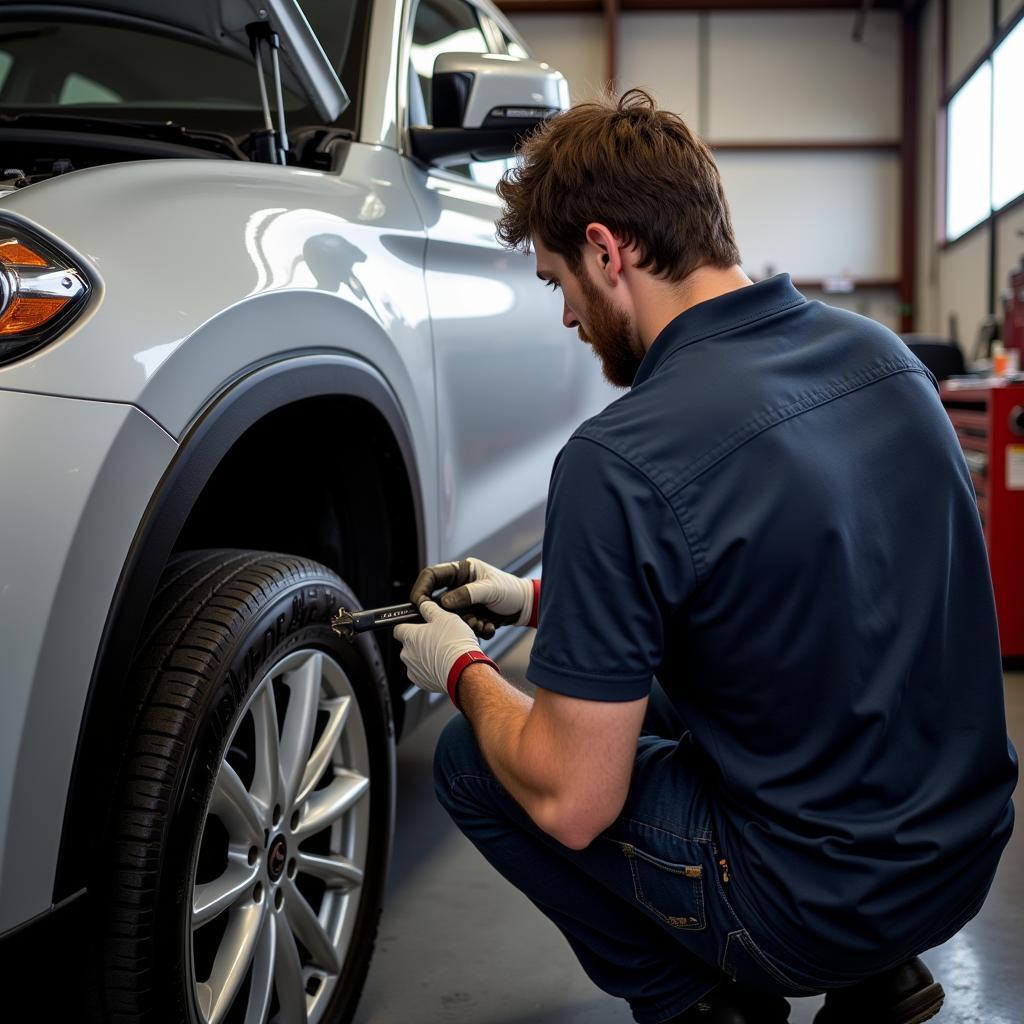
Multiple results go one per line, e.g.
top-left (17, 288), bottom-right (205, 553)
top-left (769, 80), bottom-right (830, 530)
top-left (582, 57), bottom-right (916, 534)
top-left (852, 0), bottom-right (875, 41)
top-left (899, 9), bottom-right (919, 332)
top-left (605, 0), bottom-right (619, 89)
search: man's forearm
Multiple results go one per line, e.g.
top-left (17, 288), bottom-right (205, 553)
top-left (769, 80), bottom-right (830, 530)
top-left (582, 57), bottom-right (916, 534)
top-left (456, 663), bottom-right (559, 828)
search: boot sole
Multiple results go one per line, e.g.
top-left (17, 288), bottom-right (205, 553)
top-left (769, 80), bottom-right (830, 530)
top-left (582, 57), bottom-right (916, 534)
top-left (814, 982), bottom-right (945, 1024)
top-left (894, 982), bottom-right (944, 1024)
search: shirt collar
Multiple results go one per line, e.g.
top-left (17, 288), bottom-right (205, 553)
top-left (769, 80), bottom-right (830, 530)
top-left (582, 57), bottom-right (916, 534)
top-left (631, 273), bottom-right (806, 388)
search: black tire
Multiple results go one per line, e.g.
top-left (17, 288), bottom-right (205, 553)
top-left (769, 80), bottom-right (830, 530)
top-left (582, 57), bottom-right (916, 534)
top-left (95, 549), bottom-right (395, 1024)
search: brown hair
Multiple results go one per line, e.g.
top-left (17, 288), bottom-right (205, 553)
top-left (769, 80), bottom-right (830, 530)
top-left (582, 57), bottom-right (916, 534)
top-left (496, 88), bottom-right (740, 281)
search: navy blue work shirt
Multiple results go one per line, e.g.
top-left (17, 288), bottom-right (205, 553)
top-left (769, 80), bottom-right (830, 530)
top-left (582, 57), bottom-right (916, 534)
top-left (527, 274), bottom-right (1017, 973)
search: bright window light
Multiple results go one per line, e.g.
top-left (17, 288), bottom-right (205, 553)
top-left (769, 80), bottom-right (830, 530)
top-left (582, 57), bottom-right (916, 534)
top-left (946, 61), bottom-right (992, 241)
top-left (992, 19), bottom-right (1024, 211)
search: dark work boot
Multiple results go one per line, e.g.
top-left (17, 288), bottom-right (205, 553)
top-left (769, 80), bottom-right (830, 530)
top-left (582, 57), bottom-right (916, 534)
top-left (663, 982), bottom-right (791, 1023)
top-left (812, 957), bottom-right (944, 1024)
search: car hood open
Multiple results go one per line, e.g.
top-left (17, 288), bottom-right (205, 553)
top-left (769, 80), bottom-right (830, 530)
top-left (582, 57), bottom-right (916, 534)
top-left (31, 0), bottom-right (349, 123)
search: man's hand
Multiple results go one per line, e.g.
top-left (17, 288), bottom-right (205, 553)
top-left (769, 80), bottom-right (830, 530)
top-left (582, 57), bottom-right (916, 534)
top-left (393, 600), bottom-right (485, 700)
top-left (409, 557), bottom-right (535, 638)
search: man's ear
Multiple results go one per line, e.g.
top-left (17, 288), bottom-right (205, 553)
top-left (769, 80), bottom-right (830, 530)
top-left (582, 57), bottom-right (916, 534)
top-left (585, 222), bottom-right (621, 281)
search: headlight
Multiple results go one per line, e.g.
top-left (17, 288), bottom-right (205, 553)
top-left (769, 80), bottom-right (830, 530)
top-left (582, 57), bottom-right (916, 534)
top-left (0, 224), bottom-right (91, 367)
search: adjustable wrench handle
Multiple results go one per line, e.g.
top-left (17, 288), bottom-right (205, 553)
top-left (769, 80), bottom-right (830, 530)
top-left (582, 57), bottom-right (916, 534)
top-left (331, 602), bottom-right (421, 640)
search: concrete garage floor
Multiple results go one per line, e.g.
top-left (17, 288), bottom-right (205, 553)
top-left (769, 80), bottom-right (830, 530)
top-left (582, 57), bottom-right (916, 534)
top-left (355, 636), bottom-right (1023, 1024)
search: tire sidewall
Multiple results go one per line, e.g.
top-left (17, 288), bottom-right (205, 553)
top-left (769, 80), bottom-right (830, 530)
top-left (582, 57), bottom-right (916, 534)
top-left (155, 569), bottom-right (393, 1024)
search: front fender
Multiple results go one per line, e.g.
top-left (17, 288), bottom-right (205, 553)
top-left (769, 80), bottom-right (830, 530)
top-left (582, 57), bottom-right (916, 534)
top-left (0, 147), bottom-right (433, 441)
top-left (52, 352), bottom-right (426, 905)
top-left (0, 392), bottom-right (176, 935)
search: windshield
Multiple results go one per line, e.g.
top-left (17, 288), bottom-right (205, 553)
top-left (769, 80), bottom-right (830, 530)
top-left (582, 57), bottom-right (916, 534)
top-left (0, 3), bottom-right (369, 137)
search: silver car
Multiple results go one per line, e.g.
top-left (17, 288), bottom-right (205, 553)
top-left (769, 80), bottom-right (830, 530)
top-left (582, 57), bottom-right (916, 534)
top-left (0, 2), bottom-right (610, 1020)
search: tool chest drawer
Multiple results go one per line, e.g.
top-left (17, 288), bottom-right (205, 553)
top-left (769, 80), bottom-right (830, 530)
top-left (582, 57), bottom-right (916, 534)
top-left (940, 380), bottom-right (1024, 659)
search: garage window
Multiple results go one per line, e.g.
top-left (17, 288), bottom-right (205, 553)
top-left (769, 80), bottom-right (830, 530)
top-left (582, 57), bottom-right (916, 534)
top-left (945, 61), bottom-right (992, 242)
top-left (944, 13), bottom-right (1024, 242)
top-left (991, 17), bottom-right (1024, 211)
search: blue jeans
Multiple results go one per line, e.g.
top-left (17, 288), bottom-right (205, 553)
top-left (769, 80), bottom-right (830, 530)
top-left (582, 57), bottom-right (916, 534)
top-left (433, 687), bottom-right (824, 1023)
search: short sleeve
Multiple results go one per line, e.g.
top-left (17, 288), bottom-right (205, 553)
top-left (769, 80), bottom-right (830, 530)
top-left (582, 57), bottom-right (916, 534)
top-left (527, 436), bottom-right (697, 701)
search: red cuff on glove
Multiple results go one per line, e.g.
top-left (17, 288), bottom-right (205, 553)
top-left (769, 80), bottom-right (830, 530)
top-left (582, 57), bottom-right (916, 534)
top-left (447, 650), bottom-right (500, 711)
top-left (528, 578), bottom-right (541, 628)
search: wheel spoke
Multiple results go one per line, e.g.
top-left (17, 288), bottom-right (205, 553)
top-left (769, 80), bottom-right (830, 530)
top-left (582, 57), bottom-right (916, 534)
top-left (242, 909), bottom-right (276, 1024)
top-left (193, 860), bottom-right (261, 929)
top-left (296, 851), bottom-right (364, 892)
top-left (295, 696), bottom-right (351, 806)
top-left (249, 684), bottom-right (282, 825)
top-left (279, 652), bottom-right (323, 809)
top-left (283, 877), bottom-right (341, 974)
top-left (205, 903), bottom-right (265, 1024)
top-left (210, 762), bottom-right (264, 847)
top-left (293, 770), bottom-right (369, 841)
top-left (273, 910), bottom-right (308, 1022)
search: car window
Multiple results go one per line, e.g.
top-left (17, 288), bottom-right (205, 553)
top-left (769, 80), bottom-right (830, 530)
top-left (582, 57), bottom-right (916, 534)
top-left (499, 29), bottom-right (529, 59)
top-left (409, 0), bottom-right (489, 128)
top-left (0, 22), bottom-right (308, 110)
top-left (463, 156), bottom-right (517, 187)
top-left (59, 72), bottom-right (120, 106)
top-left (409, 0), bottom-right (521, 183)
top-left (0, 13), bottom-right (367, 134)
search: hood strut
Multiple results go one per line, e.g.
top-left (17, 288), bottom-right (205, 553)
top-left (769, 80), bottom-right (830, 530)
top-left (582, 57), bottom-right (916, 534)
top-left (246, 21), bottom-right (290, 165)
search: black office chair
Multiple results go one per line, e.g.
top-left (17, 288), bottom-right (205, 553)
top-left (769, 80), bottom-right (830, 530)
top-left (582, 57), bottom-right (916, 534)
top-left (900, 334), bottom-right (966, 382)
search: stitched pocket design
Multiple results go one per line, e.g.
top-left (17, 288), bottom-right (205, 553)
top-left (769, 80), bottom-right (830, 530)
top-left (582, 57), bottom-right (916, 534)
top-left (621, 842), bottom-right (706, 930)
top-left (721, 929), bottom-right (820, 995)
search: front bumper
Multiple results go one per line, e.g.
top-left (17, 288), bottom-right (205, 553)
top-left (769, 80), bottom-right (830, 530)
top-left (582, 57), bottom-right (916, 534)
top-left (0, 389), bottom-right (175, 935)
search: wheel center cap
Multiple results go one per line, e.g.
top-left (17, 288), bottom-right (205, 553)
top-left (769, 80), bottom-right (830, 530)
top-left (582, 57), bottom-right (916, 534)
top-left (268, 836), bottom-right (287, 881)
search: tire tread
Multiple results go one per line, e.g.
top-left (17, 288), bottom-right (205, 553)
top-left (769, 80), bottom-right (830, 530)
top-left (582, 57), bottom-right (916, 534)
top-left (98, 549), bottom-right (381, 1023)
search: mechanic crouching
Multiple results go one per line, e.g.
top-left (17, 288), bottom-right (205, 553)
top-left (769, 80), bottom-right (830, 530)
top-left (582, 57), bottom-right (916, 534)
top-left (393, 89), bottom-right (1017, 1024)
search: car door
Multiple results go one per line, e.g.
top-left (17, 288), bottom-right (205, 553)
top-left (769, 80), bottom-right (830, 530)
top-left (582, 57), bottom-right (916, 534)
top-left (400, 0), bottom-right (614, 568)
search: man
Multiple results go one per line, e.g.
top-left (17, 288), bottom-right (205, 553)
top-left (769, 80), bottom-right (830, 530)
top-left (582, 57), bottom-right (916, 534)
top-left (393, 90), bottom-right (1017, 1024)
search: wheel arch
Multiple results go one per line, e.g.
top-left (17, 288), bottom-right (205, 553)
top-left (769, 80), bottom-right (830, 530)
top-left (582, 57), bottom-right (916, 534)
top-left (54, 353), bottom-right (425, 903)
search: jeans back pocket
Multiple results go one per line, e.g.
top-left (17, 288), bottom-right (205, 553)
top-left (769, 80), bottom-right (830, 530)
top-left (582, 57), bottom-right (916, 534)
top-left (721, 928), bottom-right (821, 995)
top-left (621, 842), bottom-right (706, 930)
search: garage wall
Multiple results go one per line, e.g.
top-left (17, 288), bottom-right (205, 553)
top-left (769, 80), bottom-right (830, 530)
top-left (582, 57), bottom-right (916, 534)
top-left (706, 13), bottom-right (899, 141)
top-left (715, 151), bottom-right (900, 280)
top-left (618, 13), bottom-right (700, 124)
top-left (1001, 0), bottom-right (1024, 24)
top-left (509, 8), bottom-right (903, 330)
top-left (948, 0), bottom-right (992, 83)
top-left (509, 13), bottom-right (606, 102)
top-left (915, 0), bottom-right (1024, 353)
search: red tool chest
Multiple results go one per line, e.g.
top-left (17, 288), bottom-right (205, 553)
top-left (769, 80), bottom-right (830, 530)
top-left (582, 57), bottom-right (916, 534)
top-left (940, 379), bottom-right (1024, 659)
top-left (1005, 261), bottom-right (1024, 355)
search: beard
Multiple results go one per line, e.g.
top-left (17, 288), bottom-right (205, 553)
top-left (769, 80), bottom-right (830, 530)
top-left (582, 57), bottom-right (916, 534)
top-left (575, 267), bottom-right (643, 389)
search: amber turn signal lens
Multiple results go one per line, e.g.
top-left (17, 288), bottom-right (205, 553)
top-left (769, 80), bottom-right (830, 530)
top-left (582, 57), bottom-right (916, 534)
top-left (0, 240), bottom-right (48, 267)
top-left (0, 295), bottom-right (70, 335)
top-left (0, 221), bottom-right (90, 366)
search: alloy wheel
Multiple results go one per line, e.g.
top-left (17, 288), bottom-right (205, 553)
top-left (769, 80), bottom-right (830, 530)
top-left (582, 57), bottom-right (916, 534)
top-left (189, 648), bottom-right (372, 1024)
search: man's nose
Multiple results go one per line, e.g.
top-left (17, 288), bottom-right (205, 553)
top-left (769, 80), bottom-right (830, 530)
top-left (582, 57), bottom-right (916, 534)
top-left (562, 301), bottom-right (579, 330)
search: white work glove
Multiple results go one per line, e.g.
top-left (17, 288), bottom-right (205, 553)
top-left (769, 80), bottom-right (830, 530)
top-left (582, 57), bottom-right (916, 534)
top-left (409, 557), bottom-right (536, 639)
top-left (393, 600), bottom-right (497, 708)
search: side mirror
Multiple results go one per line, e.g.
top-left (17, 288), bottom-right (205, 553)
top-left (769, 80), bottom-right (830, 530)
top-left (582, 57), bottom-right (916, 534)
top-left (409, 52), bottom-right (569, 166)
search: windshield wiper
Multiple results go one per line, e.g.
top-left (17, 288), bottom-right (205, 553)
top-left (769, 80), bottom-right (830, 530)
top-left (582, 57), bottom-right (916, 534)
top-left (0, 113), bottom-right (245, 159)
